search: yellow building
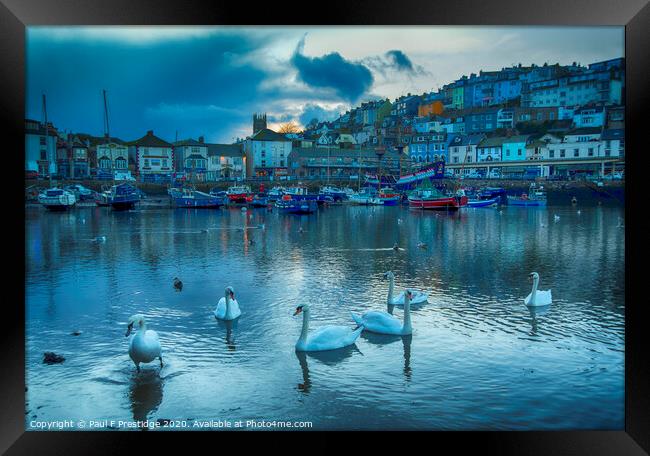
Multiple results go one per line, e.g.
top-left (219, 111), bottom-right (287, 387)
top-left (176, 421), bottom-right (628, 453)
top-left (417, 100), bottom-right (444, 117)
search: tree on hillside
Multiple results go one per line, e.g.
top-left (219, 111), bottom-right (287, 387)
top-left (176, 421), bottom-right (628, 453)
top-left (278, 122), bottom-right (300, 134)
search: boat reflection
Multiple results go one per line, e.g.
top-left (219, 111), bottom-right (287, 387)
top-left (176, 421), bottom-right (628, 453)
top-left (129, 369), bottom-right (163, 427)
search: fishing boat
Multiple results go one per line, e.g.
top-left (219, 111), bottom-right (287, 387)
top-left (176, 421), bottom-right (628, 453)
top-left (95, 186), bottom-right (112, 207)
top-left (250, 193), bottom-right (270, 208)
top-left (408, 180), bottom-right (467, 210)
top-left (65, 184), bottom-right (95, 201)
top-left (478, 187), bottom-right (508, 204)
top-left (267, 186), bottom-right (285, 202)
top-left (349, 187), bottom-right (377, 205)
top-left (38, 187), bottom-right (76, 211)
top-left (508, 183), bottom-right (547, 207)
top-left (170, 187), bottom-right (227, 208)
top-left (225, 185), bottom-right (253, 204)
top-left (285, 186), bottom-right (332, 204)
top-left (109, 183), bottom-right (140, 210)
top-left (368, 187), bottom-right (401, 206)
top-left (319, 186), bottom-right (348, 202)
top-left (275, 195), bottom-right (318, 214)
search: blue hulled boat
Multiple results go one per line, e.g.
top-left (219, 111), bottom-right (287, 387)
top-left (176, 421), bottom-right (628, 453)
top-left (508, 183), bottom-right (547, 207)
top-left (109, 183), bottom-right (140, 210)
top-left (275, 196), bottom-right (318, 214)
top-left (170, 187), bottom-right (227, 208)
top-left (466, 197), bottom-right (500, 208)
top-left (285, 186), bottom-right (333, 204)
top-left (250, 193), bottom-right (270, 207)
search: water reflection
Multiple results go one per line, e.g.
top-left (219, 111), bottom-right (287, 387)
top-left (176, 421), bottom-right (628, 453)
top-left (214, 319), bottom-right (238, 351)
top-left (402, 335), bottom-right (412, 382)
top-left (295, 345), bottom-right (360, 394)
top-left (129, 369), bottom-right (163, 425)
top-left (526, 304), bottom-right (551, 336)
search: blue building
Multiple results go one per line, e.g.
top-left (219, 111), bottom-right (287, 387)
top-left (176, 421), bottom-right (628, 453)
top-left (466, 108), bottom-right (500, 133)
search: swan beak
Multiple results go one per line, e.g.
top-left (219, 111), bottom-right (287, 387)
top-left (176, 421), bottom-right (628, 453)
top-left (293, 307), bottom-right (302, 316)
top-left (125, 323), bottom-right (133, 337)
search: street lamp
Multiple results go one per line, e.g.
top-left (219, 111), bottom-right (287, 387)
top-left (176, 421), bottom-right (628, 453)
top-left (375, 146), bottom-right (385, 192)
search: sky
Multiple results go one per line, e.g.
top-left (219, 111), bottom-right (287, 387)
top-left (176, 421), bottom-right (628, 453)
top-left (26, 26), bottom-right (624, 144)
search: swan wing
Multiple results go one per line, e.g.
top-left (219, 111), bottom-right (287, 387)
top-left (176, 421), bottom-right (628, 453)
top-left (392, 290), bottom-right (428, 305)
top-left (305, 325), bottom-right (362, 351)
top-left (358, 311), bottom-right (403, 335)
top-left (129, 330), bottom-right (161, 363)
top-left (229, 299), bottom-right (242, 319)
top-left (214, 297), bottom-right (226, 319)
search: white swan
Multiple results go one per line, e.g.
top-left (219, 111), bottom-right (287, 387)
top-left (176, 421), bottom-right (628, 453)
top-left (554, 214), bottom-right (560, 222)
top-left (385, 271), bottom-right (428, 305)
top-left (125, 314), bottom-right (162, 372)
top-left (524, 272), bottom-right (552, 307)
top-left (294, 303), bottom-right (363, 352)
top-left (351, 290), bottom-right (413, 335)
top-left (214, 286), bottom-right (241, 320)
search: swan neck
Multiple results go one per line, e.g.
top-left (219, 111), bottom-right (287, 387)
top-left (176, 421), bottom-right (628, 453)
top-left (530, 277), bottom-right (539, 304)
top-left (402, 297), bottom-right (412, 332)
top-left (299, 308), bottom-right (310, 342)
top-left (387, 277), bottom-right (394, 305)
top-left (225, 293), bottom-right (231, 317)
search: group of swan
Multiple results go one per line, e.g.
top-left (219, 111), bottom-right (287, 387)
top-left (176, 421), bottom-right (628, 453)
top-left (126, 271), bottom-right (551, 370)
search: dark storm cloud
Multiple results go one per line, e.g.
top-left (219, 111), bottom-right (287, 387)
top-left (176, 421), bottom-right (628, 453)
top-left (290, 37), bottom-right (373, 103)
top-left (26, 30), bottom-right (273, 142)
top-left (386, 50), bottom-right (414, 72)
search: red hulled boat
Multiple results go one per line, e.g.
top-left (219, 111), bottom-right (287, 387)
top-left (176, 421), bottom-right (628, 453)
top-left (226, 185), bottom-right (253, 204)
top-left (408, 185), bottom-right (467, 210)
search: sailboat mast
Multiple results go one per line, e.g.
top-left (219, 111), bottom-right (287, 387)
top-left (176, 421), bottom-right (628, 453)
top-left (103, 89), bottom-right (110, 139)
top-left (43, 94), bottom-right (52, 187)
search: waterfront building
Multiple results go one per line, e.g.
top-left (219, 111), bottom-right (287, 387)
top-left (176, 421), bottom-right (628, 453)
top-left (476, 137), bottom-right (506, 162)
top-left (606, 106), bottom-right (625, 129)
top-left (563, 127), bottom-right (602, 143)
top-left (525, 71), bottom-right (623, 108)
top-left (601, 129), bottom-right (625, 159)
top-left (129, 130), bottom-right (174, 178)
top-left (288, 147), bottom-right (401, 180)
top-left (244, 128), bottom-right (292, 178)
top-left (448, 134), bottom-right (485, 167)
top-left (206, 143), bottom-right (246, 181)
top-left (56, 135), bottom-right (91, 179)
top-left (25, 118), bottom-right (58, 176)
top-left (173, 137), bottom-right (209, 182)
top-left (502, 135), bottom-right (531, 161)
top-left (96, 138), bottom-right (129, 177)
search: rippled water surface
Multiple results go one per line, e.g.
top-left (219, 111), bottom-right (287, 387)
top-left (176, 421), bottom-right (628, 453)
top-left (25, 203), bottom-right (625, 430)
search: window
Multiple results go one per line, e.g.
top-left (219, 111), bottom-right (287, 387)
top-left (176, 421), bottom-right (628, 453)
top-left (518, 149), bottom-right (522, 156)
top-left (549, 150), bottom-right (555, 158)
top-left (144, 159), bottom-right (150, 167)
top-left (40, 136), bottom-right (46, 146)
top-left (573, 149), bottom-right (579, 157)
top-left (151, 159), bottom-right (161, 166)
top-left (588, 148), bottom-right (594, 157)
top-left (40, 150), bottom-right (47, 160)
top-left (560, 149), bottom-right (566, 158)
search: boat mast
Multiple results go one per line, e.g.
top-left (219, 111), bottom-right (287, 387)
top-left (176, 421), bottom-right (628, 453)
top-left (103, 89), bottom-right (115, 186)
top-left (42, 94), bottom-right (52, 188)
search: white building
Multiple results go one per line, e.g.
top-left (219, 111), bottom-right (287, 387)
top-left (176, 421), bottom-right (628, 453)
top-left (129, 130), bottom-right (174, 177)
top-left (96, 139), bottom-right (129, 175)
top-left (25, 119), bottom-right (57, 175)
top-left (207, 143), bottom-right (246, 181)
top-left (244, 128), bottom-right (292, 178)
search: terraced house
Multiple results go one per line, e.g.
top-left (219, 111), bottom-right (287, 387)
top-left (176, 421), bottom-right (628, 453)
top-left (129, 130), bottom-right (174, 179)
top-left (173, 137), bottom-right (208, 181)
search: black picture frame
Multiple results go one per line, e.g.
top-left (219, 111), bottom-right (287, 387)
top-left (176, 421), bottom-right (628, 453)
top-left (2, 0), bottom-right (647, 453)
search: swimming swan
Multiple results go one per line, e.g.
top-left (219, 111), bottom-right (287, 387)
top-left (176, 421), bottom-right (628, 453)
top-left (385, 271), bottom-right (428, 305)
top-left (214, 286), bottom-right (241, 320)
top-left (294, 303), bottom-right (363, 352)
top-left (351, 290), bottom-right (413, 335)
top-left (524, 272), bottom-right (552, 307)
top-left (125, 314), bottom-right (162, 372)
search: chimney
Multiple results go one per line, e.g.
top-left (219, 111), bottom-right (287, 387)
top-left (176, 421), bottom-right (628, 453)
top-left (147, 130), bottom-right (153, 136)
top-left (199, 136), bottom-right (204, 143)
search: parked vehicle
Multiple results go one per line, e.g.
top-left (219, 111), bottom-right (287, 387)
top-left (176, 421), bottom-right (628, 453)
top-left (26, 170), bottom-right (39, 180)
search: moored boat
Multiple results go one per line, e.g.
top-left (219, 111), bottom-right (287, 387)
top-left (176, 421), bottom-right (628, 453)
top-left (368, 187), bottom-right (401, 206)
top-left (226, 185), bottom-right (253, 204)
top-left (109, 183), bottom-right (140, 210)
top-left (349, 187), bottom-right (377, 205)
top-left (466, 196), bottom-right (500, 208)
top-left (267, 186), bottom-right (285, 202)
top-left (250, 193), bottom-right (270, 207)
top-left (38, 188), bottom-right (76, 211)
top-left (508, 183), bottom-right (547, 207)
top-left (408, 183), bottom-right (467, 210)
top-left (170, 187), bottom-right (228, 208)
top-left (275, 195), bottom-right (318, 214)
top-left (319, 186), bottom-right (348, 202)
top-left (285, 186), bottom-right (332, 204)
top-left (95, 186), bottom-right (112, 207)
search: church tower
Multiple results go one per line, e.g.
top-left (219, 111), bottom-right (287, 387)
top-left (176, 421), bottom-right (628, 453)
top-left (253, 113), bottom-right (267, 134)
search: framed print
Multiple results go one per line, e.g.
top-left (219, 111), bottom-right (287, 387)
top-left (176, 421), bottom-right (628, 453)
top-left (1, 0), bottom-right (648, 453)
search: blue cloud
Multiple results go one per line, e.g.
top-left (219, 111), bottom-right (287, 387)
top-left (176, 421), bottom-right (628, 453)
top-left (298, 103), bottom-right (346, 126)
top-left (386, 50), bottom-right (414, 72)
top-left (291, 37), bottom-right (373, 102)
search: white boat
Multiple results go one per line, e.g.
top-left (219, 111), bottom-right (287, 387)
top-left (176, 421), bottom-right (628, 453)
top-left (38, 188), bottom-right (76, 211)
top-left (349, 187), bottom-right (377, 205)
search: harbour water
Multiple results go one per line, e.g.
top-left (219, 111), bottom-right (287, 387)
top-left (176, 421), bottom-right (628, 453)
top-left (25, 203), bottom-right (625, 430)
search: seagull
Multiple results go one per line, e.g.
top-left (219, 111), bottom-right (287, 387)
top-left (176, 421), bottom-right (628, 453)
top-left (540, 222), bottom-right (546, 228)
top-left (393, 243), bottom-right (400, 251)
top-left (248, 239), bottom-right (254, 245)
top-left (417, 242), bottom-right (427, 249)
top-left (94, 236), bottom-right (107, 243)
top-left (397, 218), bottom-right (403, 225)
top-left (554, 214), bottom-right (560, 222)
top-left (258, 223), bottom-right (265, 230)
top-left (577, 210), bottom-right (581, 215)
top-left (201, 229), bottom-right (209, 233)
top-left (298, 227), bottom-right (304, 233)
